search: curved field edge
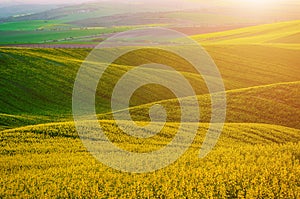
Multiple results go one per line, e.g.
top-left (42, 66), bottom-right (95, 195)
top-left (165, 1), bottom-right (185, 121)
top-left (1, 81), bottom-right (299, 131)
top-left (1, 122), bottom-right (299, 148)
top-left (0, 113), bottom-right (71, 131)
top-left (100, 81), bottom-right (300, 129)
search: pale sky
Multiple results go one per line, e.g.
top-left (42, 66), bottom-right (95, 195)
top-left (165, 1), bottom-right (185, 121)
top-left (0, 0), bottom-right (95, 5)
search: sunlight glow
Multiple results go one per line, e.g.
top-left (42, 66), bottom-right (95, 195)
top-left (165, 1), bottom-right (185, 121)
top-left (240, 0), bottom-right (282, 5)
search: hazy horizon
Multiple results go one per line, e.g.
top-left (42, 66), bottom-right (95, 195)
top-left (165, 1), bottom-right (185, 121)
top-left (1, 0), bottom-right (299, 5)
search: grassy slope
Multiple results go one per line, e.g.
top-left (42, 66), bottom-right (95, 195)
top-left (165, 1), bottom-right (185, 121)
top-left (0, 113), bottom-right (58, 131)
top-left (0, 47), bottom-right (207, 129)
top-left (193, 20), bottom-right (300, 45)
top-left (0, 48), bottom-right (88, 115)
top-left (105, 81), bottom-right (300, 129)
top-left (0, 48), bottom-right (207, 115)
top-left (96, 21), bottom-right (300, 130)
top-left (0, 21), bottom-right (298, 126)
top-left (199, 20), bottom-right (300, 91)
top-left (205, 44), bottom-right (300, 88)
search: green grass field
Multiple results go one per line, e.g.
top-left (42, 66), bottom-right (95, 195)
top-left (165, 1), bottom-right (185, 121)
top-left (0, 20), bottom-right (300, 198)
top-left (0, 26), bottom-right (133, 44)
top-left (0, 20), bottom-right (72, 31)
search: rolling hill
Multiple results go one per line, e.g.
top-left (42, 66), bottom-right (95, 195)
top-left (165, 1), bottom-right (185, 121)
top-left (0, 4), bottom-right (59, 18)
top-left (102, 81), bottom-right (300, 129)
top-left (1, 20), bottom-right (300, 129)
top-left (1, 2), bottom-right (299, 45)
